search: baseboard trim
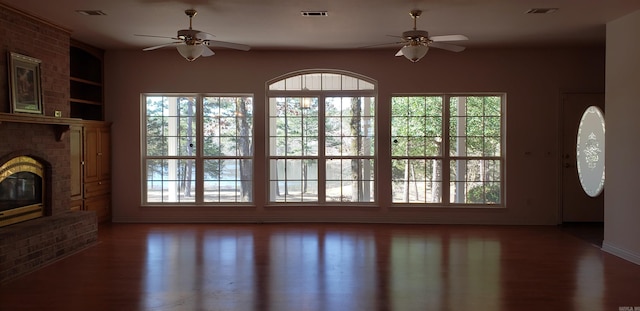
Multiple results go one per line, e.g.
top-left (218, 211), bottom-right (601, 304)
top-left (602, 241), bottom-right (640, 265)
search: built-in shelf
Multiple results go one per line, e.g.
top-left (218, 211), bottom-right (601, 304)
top-left (70, 77), bottom-right (101, 86)
top-left (70, 98), bottom-right (102, 105)
top-left (0, 112), bottom-right (83, 141)
top-left (70, 41), bottom-right (104, 121)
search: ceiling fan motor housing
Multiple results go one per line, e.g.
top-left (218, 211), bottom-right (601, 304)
top-left (402, 30), bottom-right (429, 41)
top-left (178, 29), bottom-right (198, 41)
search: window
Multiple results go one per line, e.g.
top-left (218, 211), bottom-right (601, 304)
top-left (143, 94), bottom-right (253, 204)
top-left (391, 95), bottom-right (504, 205)
top-left (267, 71), bottom-right (376, 203)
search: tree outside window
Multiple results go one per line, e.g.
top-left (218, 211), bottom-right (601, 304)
top-left (268, 71), bottom-right (376, 204)
top-left (143, 95), bottom-right (253, 204)
top-left (391, 95), bottom-right (503, 205)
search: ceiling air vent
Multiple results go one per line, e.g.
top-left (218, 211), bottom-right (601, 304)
top-left (301, 11), bottom-right (328, 17)
top-left (525, 8), bottom-right (558, 14)
top-left (75, 10), bottom-right (107, 16)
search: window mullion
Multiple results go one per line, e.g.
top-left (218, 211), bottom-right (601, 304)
top-left (442, 95), bottom-right (451, 204)
top-left (195, 95), bottom-right (204, 204)
top-left (318, 95), bottom-right (326, 203)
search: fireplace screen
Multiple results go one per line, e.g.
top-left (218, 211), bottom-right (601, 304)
top-left (0, 156), bottom-right (45, 227)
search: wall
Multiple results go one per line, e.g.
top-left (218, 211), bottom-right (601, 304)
top-left (105, 47), bottom-right (604, 224)
top-left (603, 10), bottom-right (640, 264)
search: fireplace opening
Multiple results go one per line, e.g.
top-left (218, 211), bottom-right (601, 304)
top-left (0, 156), bottom-right (45, 227)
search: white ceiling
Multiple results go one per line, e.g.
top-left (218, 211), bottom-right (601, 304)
top-left (4, 0), bottom-right (640, 51)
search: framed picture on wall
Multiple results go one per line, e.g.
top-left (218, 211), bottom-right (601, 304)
top-left (8, 52), bottom-right (43, 114)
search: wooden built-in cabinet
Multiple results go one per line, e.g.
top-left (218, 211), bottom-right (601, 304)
top-left (69, 40), bottom-right (111, 222)
top-left (70, 125), bottom-right (84, 212)
top-left (69, 122), bottom-right (111, 222)
top-left (84, 124), bottom-right (111, 183)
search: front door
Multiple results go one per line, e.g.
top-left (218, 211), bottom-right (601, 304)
top-left (561, 93), bottom-right (604, 222)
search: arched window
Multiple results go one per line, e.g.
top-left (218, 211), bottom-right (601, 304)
top-left (267, 70), bottom-right (377, 204)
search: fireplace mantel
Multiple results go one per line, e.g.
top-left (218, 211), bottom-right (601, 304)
top-left (0, 112), bottom-right (82, 141)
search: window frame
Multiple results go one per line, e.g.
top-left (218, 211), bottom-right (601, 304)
top-left (390, 93), bottom-right (506, 207)
top-left (141, 93), bottom-right (255, 206)
top-left (266, 70), bottom-right (378, 205)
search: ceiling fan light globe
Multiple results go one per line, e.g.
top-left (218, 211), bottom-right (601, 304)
top-left (401, 44), bottom-right (429, 62)
top-left (177, 44), bottom-right (205, 61)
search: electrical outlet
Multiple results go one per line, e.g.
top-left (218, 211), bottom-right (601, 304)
top-left (54, 111), bottom-right (62, 117)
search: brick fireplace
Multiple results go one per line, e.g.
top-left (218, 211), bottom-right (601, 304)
top-left (0, 121), bottom-right (98, 283)
top-left (0, 4), bottom-right (98, 283)
top-left (0, 155), bottom-right (46, 227)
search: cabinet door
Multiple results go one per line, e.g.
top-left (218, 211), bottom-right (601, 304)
top-left (84, 126), bottom-right (100, 183)
top-left (70, 125), bottom-right (84, 202)
top-left (99, 126), bottom-right (111, 180)
top-left (84, 125), bottom-right (110, 183)
top-left (84, 180), bottom-right (111, 198)
top-left (70, 199), bottom-right (84, 212)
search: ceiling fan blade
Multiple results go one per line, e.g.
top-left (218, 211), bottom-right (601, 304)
top-left (135, 34), bottom-right (181, 41)
top-left (430, 34), bottom-right (469, 42)
top-left (195, 31), bottom-right (215, 41)
top-left (361, 41), bottom-right (404, 49)
top-left (201, 45), bottom-right (215, 57)
top-left (429, 42), bottom-right (466, 52)
top-left (206, 40), bottom-right (251, 51)
top-left (143, 42), bottom-right (183, 51)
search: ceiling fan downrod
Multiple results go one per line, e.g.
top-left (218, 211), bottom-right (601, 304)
top-left (409, 9), bottom-right (422, 31)
top-left (185, 9), bottom-right (197, 30)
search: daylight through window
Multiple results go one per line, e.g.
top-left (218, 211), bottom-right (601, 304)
top-left (268, 71), bottom-right (376, 203)
top-left (143, 95), bottom-right (253, 204)
top-left (391, 95), bottom-right (504, 205)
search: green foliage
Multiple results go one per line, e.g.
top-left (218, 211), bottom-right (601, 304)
top-left (467, 183), bottom-right (501, 204)
top-left (449, 96), bottom-right (501, 157)
top-left (145, 96), bottom-right (254, 182)
top-left (392, 95), bottom-right (502, 204)
top-left (391, 96), bottom-right (443, 159)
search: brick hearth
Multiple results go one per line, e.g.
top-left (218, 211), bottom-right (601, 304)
top-left (0, 211), bottom-right (97, 283)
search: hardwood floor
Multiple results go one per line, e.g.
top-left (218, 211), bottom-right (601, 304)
top-left (1, 223), bottom-right (639, 311)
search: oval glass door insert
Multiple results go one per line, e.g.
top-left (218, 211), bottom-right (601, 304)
top-left (576, 106), bottom-right (605, 197)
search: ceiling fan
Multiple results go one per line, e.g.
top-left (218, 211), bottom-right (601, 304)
top-left (136, 9), bottom-right (250, 61)
top-left (385, 10), bottom-right (468, 62)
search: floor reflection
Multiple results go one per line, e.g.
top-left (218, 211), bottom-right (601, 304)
top-left (3, 224), bottom-right (639, 311)
top-left (140, 227), bottom-right (503, 311)
top-left (142, 229), bottom-right (256, 310)
top-left (390, 234), bottom-right (501, 311)
top-left (267, 230), bottom-right (378, 311)
top-left (143, 230), bottom-right (198, 310)
top-left (390, 235), bottom-right (444, 310)
top-left (574, 251), bottom-right (604, 311)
